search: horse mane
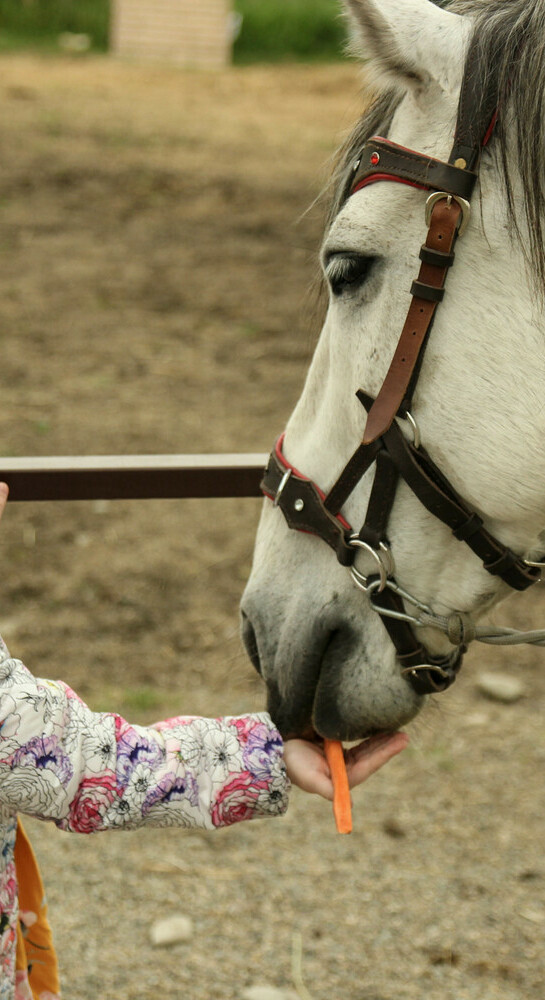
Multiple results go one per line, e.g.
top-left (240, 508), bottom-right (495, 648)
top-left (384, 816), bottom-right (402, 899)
top-left (329, 0), bottom-right (545, 289)
top-left (452, 0), bottom-right (545, 288)
top-left (326, 87), bottom-right (401, 230)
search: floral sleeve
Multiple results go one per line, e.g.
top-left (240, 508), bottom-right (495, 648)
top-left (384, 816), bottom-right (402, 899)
top-left (0, 641), bottom-right (289, 833)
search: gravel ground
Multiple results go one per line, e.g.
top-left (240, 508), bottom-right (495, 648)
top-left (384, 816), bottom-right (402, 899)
top-left (0, 53), bottom-right (544, 999)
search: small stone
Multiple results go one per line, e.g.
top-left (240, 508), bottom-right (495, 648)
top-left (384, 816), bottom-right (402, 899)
top-left (476, 671), bottom-right (525, 703)
top-left (149, 914), bottom-right (193, 947)
top-left (518, 906), bottom-right (545, 924)
top-left (382, 817), bottom-right (406, 839)
top-left (241, 987), bottom-right (299, 1000)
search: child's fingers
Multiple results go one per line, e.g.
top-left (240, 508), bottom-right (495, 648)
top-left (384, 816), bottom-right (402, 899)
top-left (0, 483), bottom-right (9, 520)
top-left (304, 770), bottom-right (334, 801)
top-left (345, 732), bottom-right (408, 789)
top-left (282, 739), bottom-right (334, 800)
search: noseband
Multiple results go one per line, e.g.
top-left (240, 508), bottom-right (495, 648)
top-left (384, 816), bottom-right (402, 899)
top-left (261, 39), bottom-right (543, 696)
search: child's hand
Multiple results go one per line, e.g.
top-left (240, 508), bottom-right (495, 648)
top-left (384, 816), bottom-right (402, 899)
top-left (283, 731), bottom-right (408, 801)
top-left (0, 484), bottom-right (8, 519)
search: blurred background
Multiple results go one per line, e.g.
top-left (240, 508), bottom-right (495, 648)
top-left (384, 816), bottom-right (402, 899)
top-left (1, 0), bottom-right (347, 63)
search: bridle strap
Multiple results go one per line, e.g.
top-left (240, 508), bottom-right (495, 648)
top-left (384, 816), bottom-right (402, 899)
top-left (450, 34), bottom-right (501, 169)
top-left (369, 584), bottom-right (464, 694)
top-left (357, 392), bottom-right (540, 592)
top-left (261, 418), bottom-right (539, 591)
top-left (350, 137), bottom-right (478, 199)
top-left (356, 449), bottom-right (399, 550)
top-left (355, 31), bottom-right (500, 447)
top-left (261, 438), bottom-right (355, 567)
top-left (362, 197), bottom-right (463, 444)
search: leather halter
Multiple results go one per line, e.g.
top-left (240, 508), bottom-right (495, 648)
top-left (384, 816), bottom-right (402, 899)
top-left (261, 38), bottom-right (541, 695)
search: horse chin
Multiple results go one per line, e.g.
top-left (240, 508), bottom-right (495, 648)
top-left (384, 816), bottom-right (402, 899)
top-left (243, 609), bottom-right (425, 742)
top-left (268, 662), bottom-right (423, 743)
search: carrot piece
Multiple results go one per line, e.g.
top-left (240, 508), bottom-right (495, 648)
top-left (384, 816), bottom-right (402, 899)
top-left (323, 739), bottom-right (352, 834)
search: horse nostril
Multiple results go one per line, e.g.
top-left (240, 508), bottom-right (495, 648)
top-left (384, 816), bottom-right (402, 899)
top-left (241, 611), bottom-right (262, 676)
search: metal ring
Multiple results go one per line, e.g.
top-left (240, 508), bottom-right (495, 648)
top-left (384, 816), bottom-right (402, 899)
top-left (350, 566), bottom-right (385, 595)
top-left (524, 558), bottom-right (545, 570)
top-left (348, 536), bottom-right (387, 592)
top-left (378, 540), bottom-right (396, 578)
top-left (400, 411), bottom-right (421, 450)
top-left (273, 469), bottom-right (291, 507)
top-left (425, 191), bottom-right (471, 237)
top-left (400, 663), bottom-right (450, 679)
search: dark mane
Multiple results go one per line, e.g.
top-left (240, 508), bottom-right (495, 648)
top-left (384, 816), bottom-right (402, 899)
top-left (329, 0), bottom-right (545, 288)
top-left (453, 0), bottom-right (545, 287)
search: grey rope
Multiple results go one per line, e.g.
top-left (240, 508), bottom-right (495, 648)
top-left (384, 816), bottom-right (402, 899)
top-left (418, 609), bottom-right (545, 647)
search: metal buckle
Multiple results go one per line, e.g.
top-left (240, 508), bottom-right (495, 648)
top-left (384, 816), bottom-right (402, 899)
top-left (425, 192), bottom-right (471, 237)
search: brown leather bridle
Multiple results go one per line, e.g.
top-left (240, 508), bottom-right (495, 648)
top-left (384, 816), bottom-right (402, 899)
top-left (261, 37), bottom-right (542, 696)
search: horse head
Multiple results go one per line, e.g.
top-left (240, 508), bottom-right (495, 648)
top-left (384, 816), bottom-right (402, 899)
top-left (241, 0), bottom-right (545, 741)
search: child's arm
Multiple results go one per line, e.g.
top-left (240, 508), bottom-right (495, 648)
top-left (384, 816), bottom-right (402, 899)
top-left (0, 650), bottom-right (289, 832)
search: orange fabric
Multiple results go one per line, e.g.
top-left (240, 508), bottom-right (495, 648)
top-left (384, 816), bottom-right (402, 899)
top-left (14, 820), bottom-right (60, 1000)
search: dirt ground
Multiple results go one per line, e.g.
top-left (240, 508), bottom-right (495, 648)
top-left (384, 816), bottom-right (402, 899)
top-left (0, 53), bottom-right (544, 1000)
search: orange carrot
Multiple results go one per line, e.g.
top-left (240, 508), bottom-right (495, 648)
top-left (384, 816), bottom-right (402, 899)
top-left (323, 739), bottom-right (352, 834)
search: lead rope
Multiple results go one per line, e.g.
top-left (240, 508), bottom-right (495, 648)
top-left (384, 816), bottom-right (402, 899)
top-left (365, 576), bottom-right (545, 650)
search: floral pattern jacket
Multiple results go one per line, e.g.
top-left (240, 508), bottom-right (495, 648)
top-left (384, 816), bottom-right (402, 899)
top-left (0, 636), bottom-right (289, 999)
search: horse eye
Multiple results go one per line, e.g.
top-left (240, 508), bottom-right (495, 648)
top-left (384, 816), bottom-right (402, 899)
top-left (324, 253), bottom-right (378, 296)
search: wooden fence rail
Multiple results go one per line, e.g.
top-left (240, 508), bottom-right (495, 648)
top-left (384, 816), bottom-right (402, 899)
top-left (0, 454), bottom-right (267, 502)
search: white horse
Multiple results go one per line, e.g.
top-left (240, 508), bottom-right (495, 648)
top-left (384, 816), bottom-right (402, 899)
top-left (241, 0), bottom-right (545, 741)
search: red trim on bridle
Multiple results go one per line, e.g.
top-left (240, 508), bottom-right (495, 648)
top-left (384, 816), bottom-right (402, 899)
top-left (352, 174), bottom-right (429, 196)
top-left (482, 110), bottom-right (498, 147)
top-left (265, 434), bottom-right (352, 534)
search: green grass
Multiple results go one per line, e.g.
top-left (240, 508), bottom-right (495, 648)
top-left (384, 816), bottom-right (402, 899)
top-left (91, 684), bottom-right (166, 720)
top-left (0, 0), bottom-right (109, 52)
top-left (233, 0), bottom-right (347, 63)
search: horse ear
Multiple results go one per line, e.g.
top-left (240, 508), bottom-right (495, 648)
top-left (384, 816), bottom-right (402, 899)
top-left (343, 0), bottom-right (464, 91)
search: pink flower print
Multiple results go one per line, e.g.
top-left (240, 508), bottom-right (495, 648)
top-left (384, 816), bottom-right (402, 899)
top-left (210, 771), bottom-right (267, 828)
top-left (153, 716), bottom-right (199, 732)
top-left (59, 682), bottom-right (86, 706)
top-left (68, 772), bottom-right (117, 833)
top-left (0, 918), bottom-right (16, 973)
top-left (229, 716), bottom-right (254, 744)
top-left (0, 864), bottom-right (18, 980)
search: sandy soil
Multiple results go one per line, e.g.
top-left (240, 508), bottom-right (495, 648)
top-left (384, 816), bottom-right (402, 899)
top-left (0, 53), bottom-right (544, 1000)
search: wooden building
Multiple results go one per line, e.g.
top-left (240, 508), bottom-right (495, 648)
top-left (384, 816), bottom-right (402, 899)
top-left (110, 1), bottom-right (232, 69)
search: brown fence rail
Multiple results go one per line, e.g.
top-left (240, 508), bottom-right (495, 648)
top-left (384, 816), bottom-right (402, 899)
top-left (0, 454), bottom-right (267, 502)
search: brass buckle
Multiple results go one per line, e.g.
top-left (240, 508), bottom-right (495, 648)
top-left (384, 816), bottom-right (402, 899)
top-left (425, 192), bottom-right (471, 237)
